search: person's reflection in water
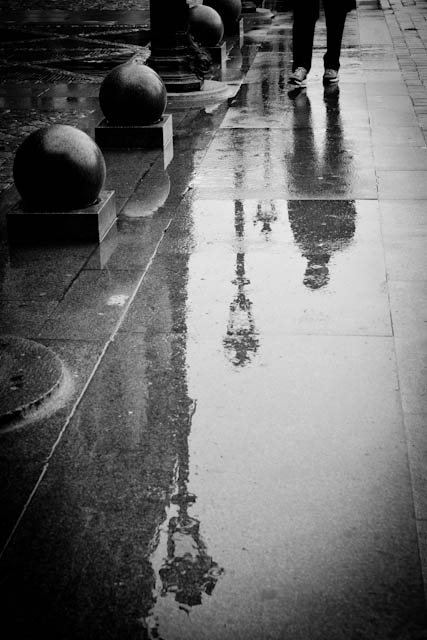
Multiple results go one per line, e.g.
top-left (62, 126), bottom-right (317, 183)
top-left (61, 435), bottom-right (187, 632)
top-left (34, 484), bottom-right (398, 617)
top-left (223, 201), bottom-right (259, 366)
top-left (287, 86), bottom-right (356, 289)
top-left (289, 199), bottom-right (356, 289)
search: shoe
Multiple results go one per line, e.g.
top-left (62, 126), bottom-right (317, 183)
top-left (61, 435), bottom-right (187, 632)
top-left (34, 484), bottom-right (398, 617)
top-left (323, 68), bottom-right (339, 85)
top-left (288, 67), bottom-right (308, 86)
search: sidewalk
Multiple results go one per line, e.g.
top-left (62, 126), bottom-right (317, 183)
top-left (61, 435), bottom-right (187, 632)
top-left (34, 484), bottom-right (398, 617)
top-left (1, 2), bottom-right (427, 638)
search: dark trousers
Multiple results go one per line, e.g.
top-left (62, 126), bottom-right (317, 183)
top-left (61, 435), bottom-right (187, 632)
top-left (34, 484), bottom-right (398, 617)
top-left (292, 0), bottom-right (348, 72)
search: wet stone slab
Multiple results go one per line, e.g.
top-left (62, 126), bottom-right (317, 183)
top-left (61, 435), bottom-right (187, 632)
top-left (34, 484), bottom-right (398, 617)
top-left (122, 198), bottom-right (391, 339)
top-left (0, 299), bottom-right (57, 338)
top-left (36, 269), bottom-right (145, 341)
top-left (371, 125), bottom-right (426, 147)
top-left (373, 145), bottom-right (427, 171)
top-left (222, 82), bottom-right (370, 129)
top-left (380, 200), bottom-right (427, 282)
top-left (377, 171), bottom-right (427, 200)
top-left (0, 260), bottom-right (90, 303)
top-left (191, 127), bottom-right (376, 200)
top-left (84, 209), bottom-right (172, 271)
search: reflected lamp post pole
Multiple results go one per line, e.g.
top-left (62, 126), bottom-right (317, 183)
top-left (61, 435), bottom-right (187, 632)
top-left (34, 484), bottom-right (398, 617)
top-left (223, 201), bottom-right (259, 367)
top-left (148, 0), bottom-right (203, 92)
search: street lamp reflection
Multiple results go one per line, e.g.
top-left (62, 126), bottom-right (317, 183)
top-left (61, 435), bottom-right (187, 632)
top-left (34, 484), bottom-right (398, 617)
top-left (223, 201), bottom-right (260, 367)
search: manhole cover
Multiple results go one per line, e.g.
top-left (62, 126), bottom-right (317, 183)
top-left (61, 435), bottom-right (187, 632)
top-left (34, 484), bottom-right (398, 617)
top-left (0, 335), bottom-right (64, 425)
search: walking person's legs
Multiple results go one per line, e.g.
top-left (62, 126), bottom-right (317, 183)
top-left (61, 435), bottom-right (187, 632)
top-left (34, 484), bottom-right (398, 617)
top-left (288, 0), bottom-right (320, 85)
top-left (323, 0), bottom-right (349, 83)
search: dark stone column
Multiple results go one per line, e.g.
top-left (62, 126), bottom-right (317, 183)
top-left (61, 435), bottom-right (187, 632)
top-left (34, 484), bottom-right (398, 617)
top-left (148, 0), bottom-right (203, 92)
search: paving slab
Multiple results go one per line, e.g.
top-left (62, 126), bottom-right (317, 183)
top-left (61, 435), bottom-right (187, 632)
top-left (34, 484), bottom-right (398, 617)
top-left (380, 199), bottom-right (427, 281)
top-left (191, 125), bottom-right (377, 200)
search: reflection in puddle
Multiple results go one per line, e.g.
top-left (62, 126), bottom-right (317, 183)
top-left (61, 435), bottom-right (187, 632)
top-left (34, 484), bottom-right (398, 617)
top-left (124, 167), bottom-right (171, 218)
top-left (289, 200), bottom-right (356, 289)
top-left (224, 201), bottom-right (260, 367)
top-left (143, 401), bottom-right (224, 639)
top-left (287, 85), bottom-right (357, 288)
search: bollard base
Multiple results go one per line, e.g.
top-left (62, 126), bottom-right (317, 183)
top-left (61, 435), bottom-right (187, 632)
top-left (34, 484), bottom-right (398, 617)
top-left (206, 42), bottom-right (227, 68)
top-left (7, 190), bottom-right (117, 245)
top-left (225, 16), bottom-right (244, 47)
top-left (95, 114), bottom-right (173, 149)
top-left (241, 2), bottom-right (257, 13)
top-left (166, 80), bottom-right (237, 107)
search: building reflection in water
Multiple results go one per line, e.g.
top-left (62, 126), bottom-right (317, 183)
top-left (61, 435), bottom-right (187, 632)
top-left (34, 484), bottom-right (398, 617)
top-left (142, 255), bottom-right (224, 640)
top-left (154, 426), bottom-right (224, 613)
top-left (144, 459), bottom-right (224, 638)
top-left (287, 86), bottom-right (357, 289)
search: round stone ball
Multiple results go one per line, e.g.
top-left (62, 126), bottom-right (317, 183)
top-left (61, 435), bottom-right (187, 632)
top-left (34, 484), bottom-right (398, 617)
top-left (189, 5), bottom-right (224, 47)
top-left (203, 0), bottom-right (242, 28)
top-left (13, 125), bottom-right (106, 212)
top-left (99, 62), bottom-right (167, 126)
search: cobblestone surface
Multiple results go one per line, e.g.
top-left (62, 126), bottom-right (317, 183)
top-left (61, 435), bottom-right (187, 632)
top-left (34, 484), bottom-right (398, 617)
top-left (0, 0), bottom-right (149, 10)
top-left (0, 4), bottom-right (151, 197)
top-left (380, 0), bottom-right (427, 136)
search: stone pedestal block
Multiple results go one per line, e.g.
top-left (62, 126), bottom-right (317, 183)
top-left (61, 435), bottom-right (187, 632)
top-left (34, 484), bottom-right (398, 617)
top-left (241, 2), bottom-right (257, 13)
top-left (88, 222), bottom-right (119, 269)
top-left (163, 138), bottom-right (174, 169)
top-left (224, 15), bottom-right (244, 36)
top-left (95, 114), bottom-right (173, 150)
top-left (206, 41), bottom-right (227, 67)
top-left (227, 16), bottom-right (244, 47)
top-left (7, 190), bottom-right (116, 244)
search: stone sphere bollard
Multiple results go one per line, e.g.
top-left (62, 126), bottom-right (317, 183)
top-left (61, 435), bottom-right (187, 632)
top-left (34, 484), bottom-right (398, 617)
top-left (189, 5), bottom-right (224, 47)
top-left (203, 0), bottom-right (242, 29)
top-left (13, 124), bottom-right (106, 212)
top-left (99, 62), bottom-right (167, 126)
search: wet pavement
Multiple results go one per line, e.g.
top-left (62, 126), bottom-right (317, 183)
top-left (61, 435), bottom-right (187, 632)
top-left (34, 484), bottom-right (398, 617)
top-left (1, 1), bottom-right (427, 638)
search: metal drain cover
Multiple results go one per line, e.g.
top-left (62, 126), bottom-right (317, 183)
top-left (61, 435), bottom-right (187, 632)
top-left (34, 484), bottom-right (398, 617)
top-left (0, 335), bottom-right (64, 425)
